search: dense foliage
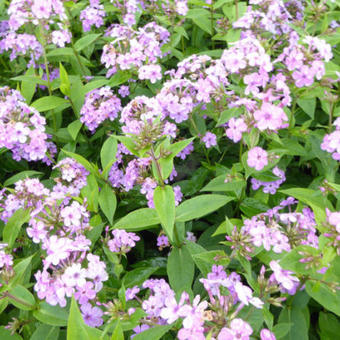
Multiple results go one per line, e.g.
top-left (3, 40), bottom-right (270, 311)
top-left (0, 0), bottom-right (339, 339)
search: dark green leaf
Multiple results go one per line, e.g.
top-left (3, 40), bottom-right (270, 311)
top-left (99, 183), bottom-right (117, 225)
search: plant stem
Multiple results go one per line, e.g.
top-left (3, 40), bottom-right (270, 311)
top-left (2, 292), bottom-right (35, 309)
top-left (329, 101), bottom-right (334, 133)
top-left (150, 146), bottom-right (164, 187)
top-left (65, 6), bottom-right (87, 76)
top-left (210, 4), bottom-right (215, 49)
top-left (235, 0), bottom-right (239, 20)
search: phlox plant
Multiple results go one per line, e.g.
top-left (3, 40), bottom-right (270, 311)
top-left (0, 0), bottom-right (340, 339)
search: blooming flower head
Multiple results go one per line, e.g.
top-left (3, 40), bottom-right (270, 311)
top-left (108, 229), bottom-right (140, 253)
top-left (247, 147), bottom-right (268, 171)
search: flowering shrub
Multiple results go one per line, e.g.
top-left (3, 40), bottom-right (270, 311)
top-left (0, 0), bottom-right (339, 339)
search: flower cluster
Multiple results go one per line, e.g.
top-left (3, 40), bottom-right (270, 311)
top-left (52, 157), bottom-right (90, 197)
top-left (251, 166), bottom-right (286, 194)
top-left (227, 197), bottom-right (318, 256)
top-left (80, 86), bottom-right (122, 132)
top-left (80, 0), bottom-right (106, 32)
top-left (126, 265), bottom-right (272, 339)
top-left (107, 229), bottom-right (140, 254)
top-left (101, 22), bottom-right (170, 79)
top-left (7, 0), bottom-right (71, 48)
top-left (0, 177), bottom-right (109, 325)
top-left (0, 87), bottom-right (56, 163)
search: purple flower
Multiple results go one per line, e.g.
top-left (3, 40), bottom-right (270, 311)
top-left (108, 229), bottom-right (140, 253)
top-left (81, 303), bottom-right (103, 327)
top-left (202, 132), bottom-right (217, 148)
top-left (261, 329), bottom-right (276, 340)
top-left (218, 319), bottom-right (253, 340)
top-left (269, 261), bottom-right (300, 294)
top-left (254, 103), bottom-right (287, 131)
top-left (247, 147), bottom-right (268, 171)
top-left (225, 117), bottom-right (247, 143)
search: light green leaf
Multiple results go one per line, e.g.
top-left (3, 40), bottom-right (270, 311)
top-left (67, 297), bottom-right (89, 340)
top-left (100, 135), bottom-right (118, 176)
top-left (3, 208), bottom-right (30, 248)
top-left (30, 324), bottom-right (59, 340)
top-left (33, 302), bottom-right (68, 326)
top-left (0, 327), bottom-right (22, 340)
top-left (31, 96), bottom-right (70, 112)
top-left (175, 195), bottom-right (234, 222)
top-left (74, 34), bottom-right (101, 52)
top-left (132, 324), bottom-right (172, 340)
top-left (114, 208), bottom-right (160, 231)
top-left (154, 186), bottom-right (176, 241)
top-left (67, 120), bottom-right (83, 141)
top-left (4, 170), bottom-right (43, 187)
top-left (8, 285), bottom-right (36, 310)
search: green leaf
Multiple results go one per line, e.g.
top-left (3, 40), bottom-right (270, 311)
top-left (217, 107), bottom-right (242, 126)
top-left (278, 306), bottom-right (309, 340)
top-left (111, 321), bottom-right (124, 340)
top-left (99, 184), bottom-right (117, 225)
top-left (67, 297), bottom-right (89, 340)
top-left (101, 135), bottom-right (118, 177)
top-left (272, 323), bottom-right (292, 339)
top-left (8, 285), bottom-right (36, 310)
top-left (81, 173), bottom-right (99, 212)
top-left (305, 281), bottom-right (340, 316)
top-left (132, 324), bottom-right (172, 340)
top-left (67, 120), bottom-right (83, 140)
top-left (3, 208), bottom-right (30, 248)
top-left (0, 327), bottom-right (22, 340)
top-left (114, 208), bottom-right (160, 231)
top-left (297, 98), bottom-right (316, 119)
top-left (47, 47), bottom-right (74, 58)
top-left (61, 149), bottom-right (96, 174)
top-left (319, 311), bottom-right (340, 340)
top-left (175, 195), bottom-right (234, 222)
top-left (186, 9), bottom-right (212, 35)
top-left (108, 71), bottom-right (132, 88)
top-left (59, 62), bottom-right (71, 96)
top-left (167, 245), bottom-right (195, 296)
top-left (111, 135), bottom-right (139, 156)
top-left (153, 186), bottom-right (175, 241)
top-left (31, 96), bottom-right (70, 112)
top-left (33, 302), bottom-right (68, 326)
top-left (4, 170), bottom-right (43, 186)
top-left (21, 66), bottom-right (36, 104)
top-left (123, 267), bottom-right (158, 288)
top-left (240, 197), bottom-right (269, 217)
top-left (200, 174), bottom-right (245, 195)
top-left (74, 34), bottom-right (101, 52)
top-left (30, 324), bottom-right (59, 340)
top-left (279, 188), bottom-right (327, 227)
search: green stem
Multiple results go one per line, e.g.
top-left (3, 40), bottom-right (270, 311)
top-left (3, 292), bottom-right (35, 309)
top-left (210, 4), bottom-right (215, 49)
top-left (329, 101), bottom-right (334, 133)
top-left (235, 0), bottom-right (239, 20)
top-left (65, 7), bottom-right (87, 76)
top-left (40, 24), bottom-right (57, 133)
top-left (150, 146), bottom-right (164, 187)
